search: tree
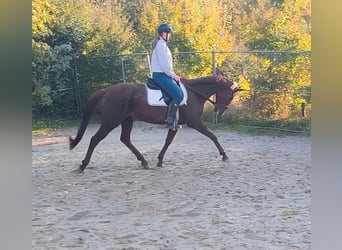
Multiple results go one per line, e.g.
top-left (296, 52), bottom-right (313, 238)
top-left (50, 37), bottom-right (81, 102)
top-left (220, 0), bottom-right (311, 121)
top-left (32, 0), bottom-right (138, 117)
top-left (32, 0), bottom-right (311, 124)
top-left (138, 0), bottom-right (234, 76)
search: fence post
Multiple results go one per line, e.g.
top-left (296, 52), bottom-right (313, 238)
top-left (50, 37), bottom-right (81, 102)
top-left (212, 32), bottom-right (225, 76)
top-left (121, 58), bottom-right (126, 83)
top-left (212, 50), bottom-right (216, 77)
top-left (146, 52), bottom-right (152, 77)
top-left (73, 57), bottom-right (81, 117)
top-left (212, 32), bottom-right (225, 124)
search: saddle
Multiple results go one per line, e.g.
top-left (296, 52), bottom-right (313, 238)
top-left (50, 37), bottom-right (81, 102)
top-left (146, 77), bottom-right (162, 90)
top-left (145, 77), bottom-right (188, 107)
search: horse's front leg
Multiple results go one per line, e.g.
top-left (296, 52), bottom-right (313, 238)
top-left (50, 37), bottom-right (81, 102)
top-left (157, 129), bottom-right (178, 167)
top-left (120, 117), bottom-right (148, 168)
top-left (188, 121), bottom-right (228, 161)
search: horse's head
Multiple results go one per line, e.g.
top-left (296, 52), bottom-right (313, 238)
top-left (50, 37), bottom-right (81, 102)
top-left (214, 74), bottom-right (243, 121)
top-left (182, 74), bottom-right (244, 121)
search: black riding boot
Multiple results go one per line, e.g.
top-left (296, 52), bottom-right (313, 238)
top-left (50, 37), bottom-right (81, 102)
top-left (165, 101), bottom-right (181, 130)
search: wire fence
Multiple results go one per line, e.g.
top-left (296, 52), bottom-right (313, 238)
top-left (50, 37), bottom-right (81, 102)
top-left (69, 50), bottom-right (311, 132)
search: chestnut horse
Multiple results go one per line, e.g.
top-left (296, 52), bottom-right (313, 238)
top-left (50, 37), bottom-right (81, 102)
top-left (69, 74), bottom-right (242, 171)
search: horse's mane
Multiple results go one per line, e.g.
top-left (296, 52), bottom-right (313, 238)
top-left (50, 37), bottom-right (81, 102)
top-left (181, 76), bottom-right (217, 86)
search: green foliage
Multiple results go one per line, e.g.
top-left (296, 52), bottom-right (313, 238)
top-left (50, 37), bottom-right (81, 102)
top-left (32, 39), bottom-right (75, 117)
top-left (32, 0), bottom-right (56, 39)
top-left (138, 0), bottom-right (233, 77)
top-left (32, 0), bottom-right (311, 133)
top-left (32, 117), bottom-right (81, 135)
top-left (32, 86), bottom-right (53, 109)
top-left (32, 40), bottom-right (53, 114)
top-left (218, 0), bottom-right (311, 127)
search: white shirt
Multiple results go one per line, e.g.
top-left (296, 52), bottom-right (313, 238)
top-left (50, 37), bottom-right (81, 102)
top-left (151, 39), bottom-right (177, 78)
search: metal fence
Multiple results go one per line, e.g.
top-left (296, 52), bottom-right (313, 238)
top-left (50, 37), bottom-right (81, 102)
top-left (71, 50), bottom-right (311, 132)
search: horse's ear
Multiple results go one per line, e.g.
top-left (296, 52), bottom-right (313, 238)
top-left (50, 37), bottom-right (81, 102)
top-left (215, 68), bottom-right (224, 80)
top-left (216, 74), bottom-right (223, 81)
top-left (217, 68), bottom-right (228, 81)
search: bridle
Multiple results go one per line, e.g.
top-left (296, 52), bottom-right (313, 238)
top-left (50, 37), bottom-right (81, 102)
top-left (182, 81), bottom-right (231, 111)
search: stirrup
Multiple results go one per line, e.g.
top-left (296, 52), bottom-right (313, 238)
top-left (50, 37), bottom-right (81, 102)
top-left (166, 121), bottom-right (182, 131)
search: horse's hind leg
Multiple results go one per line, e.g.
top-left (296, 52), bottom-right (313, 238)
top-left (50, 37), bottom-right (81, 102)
top-left (80, 123), bottom-right (118, 171)
top-left (157, 129), bottom-right (177, 167)
top-left (120, 117), bottom-right (148, 168)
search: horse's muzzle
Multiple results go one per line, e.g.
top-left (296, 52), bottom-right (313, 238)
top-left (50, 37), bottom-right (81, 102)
top-left (214, 105), bottom-right (227, 121)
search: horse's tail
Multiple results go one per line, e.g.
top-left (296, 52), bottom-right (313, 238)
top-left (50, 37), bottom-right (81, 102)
top-left (69, 88), bottom-right (106, 150)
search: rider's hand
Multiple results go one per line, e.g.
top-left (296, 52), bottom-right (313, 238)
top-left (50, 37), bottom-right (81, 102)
top-left (174, 75), bottom-right (181, 83)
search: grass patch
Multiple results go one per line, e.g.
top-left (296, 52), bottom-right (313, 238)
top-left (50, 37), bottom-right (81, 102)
top-left (32, 118), bottom-right (80, 135)
top-left (225, 124), bottom-right (309, 136)
top-left (201, 110), bottom-right (311, 136)
top-left (33, 114), bottom-right (310, 137)
top-left (204, 120), bottom-right (311, 137)
top-left (32, 114), bottom-right (103, 135)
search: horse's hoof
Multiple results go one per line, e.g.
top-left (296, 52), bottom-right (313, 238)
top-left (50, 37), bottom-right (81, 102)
top-left (141, 161), bottom-right (149, 169)
top-left (79, 165), bottom-right (86, 172)
top-left (222, 154), bottom-right (228, 161)
top-left (157, 162), bottom-right (163, 167)
top-left (71, 168), bottom-right (83, 174)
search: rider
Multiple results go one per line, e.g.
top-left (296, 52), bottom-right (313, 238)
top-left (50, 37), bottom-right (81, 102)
top-left (151, 23), bottom-right (184, 130)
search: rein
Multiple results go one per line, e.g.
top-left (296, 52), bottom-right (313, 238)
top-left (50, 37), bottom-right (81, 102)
top-left (182, 82), bottom-right (229, 110)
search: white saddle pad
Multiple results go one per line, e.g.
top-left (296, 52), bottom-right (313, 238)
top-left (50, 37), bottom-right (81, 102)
top-left (146, 82), bottom-right (188, 106)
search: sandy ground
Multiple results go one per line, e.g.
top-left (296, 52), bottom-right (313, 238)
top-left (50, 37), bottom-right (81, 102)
top-left (32, 122), bottom-right (311, 249)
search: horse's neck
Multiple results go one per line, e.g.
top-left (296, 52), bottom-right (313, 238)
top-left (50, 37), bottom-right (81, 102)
top-left (184, 77), bottom-right (218, 98)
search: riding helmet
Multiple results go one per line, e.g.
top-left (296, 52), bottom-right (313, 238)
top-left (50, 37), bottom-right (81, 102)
top-left (157, 23), bottom-right (173, 34)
